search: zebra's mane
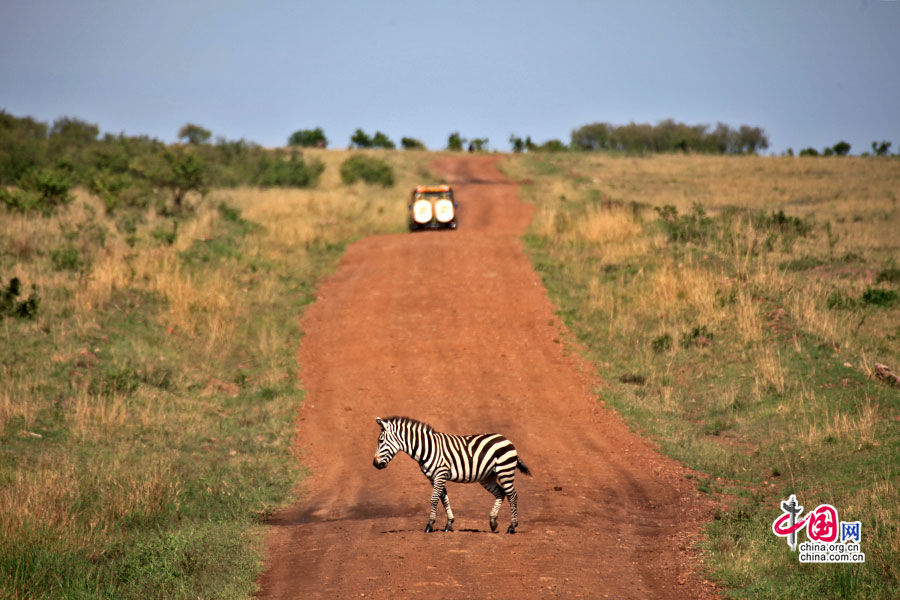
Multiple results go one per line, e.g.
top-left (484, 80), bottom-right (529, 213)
top-left (382, 416), bottom-right (435, 433)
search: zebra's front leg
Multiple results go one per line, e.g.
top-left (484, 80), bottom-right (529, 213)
top-left (425, 471), bottom-right (448, 533)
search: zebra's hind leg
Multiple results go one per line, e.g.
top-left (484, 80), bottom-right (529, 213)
top-left (497, 474), bottom-right (519, 534)
top-left (441, 489), bottom-right (455, 532)
top-left (481, 479), bottom-right (505, 533)
top-left (505, 488), bottom-right (519, 534)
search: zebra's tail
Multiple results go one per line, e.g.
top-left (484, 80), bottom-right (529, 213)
top-left (516, 458), bottom-right (532, 476)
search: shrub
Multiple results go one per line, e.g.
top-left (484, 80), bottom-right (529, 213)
top-left (655, 203), bottom-right (715, 244)
top-left (875, 267), bottom-right (900, 285)
top-left (254, 153), bottom-right (324, 188)
top-left (861, 288), bottom-right (899, 307)
top-left (50, 246), bottom-right (84, 271)
top-left (0, 168), bottom-right (74, 215)
top-left (826, 291), bottom-right (857, 310)
top-left (651, 333), bottom-right (673, 353)
top-left (1, 277), bottom-right (39, 319)
top-left (339, 155), bottom-right (394, 187)
top-left (681, 325), bottom-right (713, 348)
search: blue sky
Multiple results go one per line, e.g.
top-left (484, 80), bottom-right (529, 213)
top-left (2, 1), bottom-right (898, 154)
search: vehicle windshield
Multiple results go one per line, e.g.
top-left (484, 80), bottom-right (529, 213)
top-left (416, 191), bottom-right (450, 200)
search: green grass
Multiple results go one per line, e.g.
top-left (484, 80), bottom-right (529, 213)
top-left (1, 149), bottom-right (428, 598)
top-left (502, 152), bottom-right (900, 599)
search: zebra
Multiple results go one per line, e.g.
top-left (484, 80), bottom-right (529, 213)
top-left (372, 416), bottom-right (532, 534)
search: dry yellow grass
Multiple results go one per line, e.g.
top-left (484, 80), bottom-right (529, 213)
top-left (1, 148), bottom-right (432, 584)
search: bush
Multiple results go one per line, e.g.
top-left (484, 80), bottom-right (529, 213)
top-left (1, 277), bottom-right (39, 319)
top-left (861, 288), bottom-right (899, 307)
top-left (655, 203), bottom-right (715, 244)
top-left (0, 168), bottom-right (74, 215)
top-left (254, 153), bottom-right (324, 188)
top-left (339, 155), bottom-right (394, 187)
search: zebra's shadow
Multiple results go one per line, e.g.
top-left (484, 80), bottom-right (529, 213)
top-left (380, 528), bottom-right (491, 534)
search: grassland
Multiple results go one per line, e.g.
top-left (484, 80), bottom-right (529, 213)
top-left (0, 149), bottom-right (431, 599)
top-left (501, 153), bottom-right (900, 599)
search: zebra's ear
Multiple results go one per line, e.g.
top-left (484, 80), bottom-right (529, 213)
top-left (375, 417), bottom-right (385, 429)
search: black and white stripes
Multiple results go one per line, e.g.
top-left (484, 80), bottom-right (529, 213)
top-left (373, 416), bottom-right (531, 534)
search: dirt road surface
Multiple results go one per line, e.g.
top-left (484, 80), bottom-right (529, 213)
top-left (257, 156), bottom-right (717, 599)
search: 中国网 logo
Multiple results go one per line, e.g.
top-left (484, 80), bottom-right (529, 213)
top-left (771, 494), bottom-right (865, 563)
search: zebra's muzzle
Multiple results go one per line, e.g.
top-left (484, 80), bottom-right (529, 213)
top-left (373, 458), bottom-right (387, 469)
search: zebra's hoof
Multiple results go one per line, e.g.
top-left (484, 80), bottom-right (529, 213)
top-left (425, 523), bottom-right (434, 533)
top-left (506, 525), bottom-right (516, 534)
top-left (490, 519), bottom-right (498, 532)
top-left (444, 523), bottom-right (454, 532)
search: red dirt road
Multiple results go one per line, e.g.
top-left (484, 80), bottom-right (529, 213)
top-left (257, 156), bottom-right (717, 599)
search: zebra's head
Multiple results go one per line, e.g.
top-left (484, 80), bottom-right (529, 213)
top-left (373, 417), bottom-right (400, 469)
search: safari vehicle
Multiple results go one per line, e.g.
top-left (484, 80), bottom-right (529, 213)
top-left (408, 184), bottom-right (458, 231)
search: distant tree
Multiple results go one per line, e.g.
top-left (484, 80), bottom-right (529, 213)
top-left (525, 136), bottom-right (536, 152)
top-left (537, 139), bottom-right (566, 152)
top-left (831, 141), bottom-right (851, 156)
top-left (400, 137), bottom-right (425, 150)
top-left (785, 148), bottom-right (794, 157)
top-left (736, 125), bottom-right (769, 154)
top-left (371, 131), bottom-right (396, 149)
top-left (570, 122), bottom-right (612, 151)
top-left (50, 117), bottom-right (99, 145)
top-left (447, 132), bottom-right (465, 151)
top-left (509, 134), bottom-right (525, 153)
top-left (177, 123), bottom-right (212, 145)
top-left (288, 127), bottom-right (327, 148)
top-left (872, 140), bottom-right (892, 156)
top-left (468, 137), bottom-right (489, 152)
top-left (160, 149), bottom-right (207, 209)
top-left (351, 128), bottom-right (373, 148)
top-left (822, 147), bottom-right (834, 157)
top-left (799, 147), bottom-right (820, 157)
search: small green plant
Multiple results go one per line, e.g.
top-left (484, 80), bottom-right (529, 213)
top-left (826, 290), bottom-right (857, 310)
top-left (861, 287), bottom-right (899, 307)
top-left (651, 333), bottom-right (673, 353)
top-left (875, 267), bottom-right (900, 285)
top-left (680, 325), bottom-right (713, 348)
top-left (339, 155), bottom-right (394, 187)
top-left (49, 246), bottom-right (84, 271)
top-left (1, 277), bottom-right (39, 319)
top-left (655, 203), bottom-right (715, 244)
